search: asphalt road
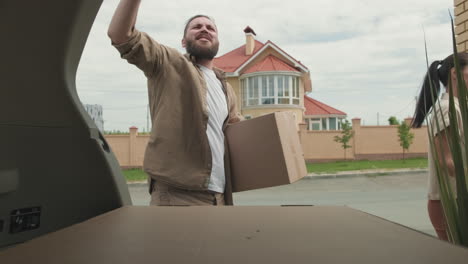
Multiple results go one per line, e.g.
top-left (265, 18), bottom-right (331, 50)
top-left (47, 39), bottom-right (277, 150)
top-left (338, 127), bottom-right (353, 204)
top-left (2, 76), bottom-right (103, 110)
top-left (128, 172), bottom-right (435, 237)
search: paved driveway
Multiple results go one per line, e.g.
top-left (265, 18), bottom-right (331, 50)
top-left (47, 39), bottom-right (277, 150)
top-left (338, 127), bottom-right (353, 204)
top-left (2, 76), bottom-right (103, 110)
top-left (128, 172), bottom-right (435, 236)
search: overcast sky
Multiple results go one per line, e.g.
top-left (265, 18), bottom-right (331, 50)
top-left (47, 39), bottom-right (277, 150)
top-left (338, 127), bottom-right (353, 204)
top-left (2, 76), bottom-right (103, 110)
top-left (77, 0), bottom-right (456, 131)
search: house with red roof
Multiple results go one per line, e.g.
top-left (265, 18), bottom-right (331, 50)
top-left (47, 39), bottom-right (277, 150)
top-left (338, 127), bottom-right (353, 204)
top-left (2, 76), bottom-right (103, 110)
top-left (214, 26), bottom-right (346, 129)
top-left (304, 96), bottom-right (347, 130)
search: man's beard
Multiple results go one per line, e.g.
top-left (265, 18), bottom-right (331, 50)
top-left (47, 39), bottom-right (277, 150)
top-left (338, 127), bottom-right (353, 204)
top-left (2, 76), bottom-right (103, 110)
top-left (185, 39), bottom-right (219, 60)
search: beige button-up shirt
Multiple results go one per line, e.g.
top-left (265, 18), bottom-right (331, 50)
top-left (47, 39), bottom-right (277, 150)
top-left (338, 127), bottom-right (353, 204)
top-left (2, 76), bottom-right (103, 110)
top-left (113, 29), bottom-right (242, 203)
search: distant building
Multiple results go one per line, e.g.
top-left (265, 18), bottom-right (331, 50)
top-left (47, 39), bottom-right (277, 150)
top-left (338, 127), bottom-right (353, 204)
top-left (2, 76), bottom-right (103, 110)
top-left (84, 104), bottom-right (104, 131)
top-left (214, 26), bottom-right (347, 129)
top-left (304, 96), bottom-right (347, 130)
top-left (213, 26), bottom-right (312, 126)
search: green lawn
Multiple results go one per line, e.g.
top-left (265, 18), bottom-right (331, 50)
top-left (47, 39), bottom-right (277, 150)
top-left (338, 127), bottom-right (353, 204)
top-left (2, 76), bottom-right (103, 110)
top-left (122, 158), bottom-right (428, 182)
top-left (122, 169), bottom-right (148, 182)
top-left (307, 158), bottom-right (428, 174)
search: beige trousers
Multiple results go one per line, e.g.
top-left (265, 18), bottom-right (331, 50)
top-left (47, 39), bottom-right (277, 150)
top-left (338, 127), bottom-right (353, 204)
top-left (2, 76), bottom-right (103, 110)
top-left (150, 180), bottom-right (225, 206)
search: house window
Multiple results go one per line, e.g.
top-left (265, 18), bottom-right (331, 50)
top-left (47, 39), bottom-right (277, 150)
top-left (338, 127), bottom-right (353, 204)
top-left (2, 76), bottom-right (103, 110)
top-left (329, 117), bottom-right (337, 130)
top-left (306, 117), bottom-right (345, 131)
top-left (241, 79), bottom-right (247, 107)
top-left (322, 118), bottom-right (327, 130)
top-left (278, 76), bottom-right (290, 104)
top-left (338, 118), bottom-right (344, 130)
top-left (310, 118), bottom-right (321, 130)
top-left (261, 76), bottom-right (274, 104)
top-left (292, 77), bottom-right (300, 105)
top-left (242, 74), bottom-right (300, 107)
top-left (248, 77), bottom-right (259, 106)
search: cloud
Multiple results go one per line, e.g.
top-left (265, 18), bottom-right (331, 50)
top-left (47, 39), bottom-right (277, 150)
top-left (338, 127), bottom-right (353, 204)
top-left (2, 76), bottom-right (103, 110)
top-left (76, 0), bottom-right (455, 130)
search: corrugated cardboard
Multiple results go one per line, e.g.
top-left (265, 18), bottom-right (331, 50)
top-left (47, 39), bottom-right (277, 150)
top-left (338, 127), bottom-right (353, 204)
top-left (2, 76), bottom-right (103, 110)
top-left (1, 206), bottom-right (468, 264)
top-left (226, 112), bottom-right (307, 192)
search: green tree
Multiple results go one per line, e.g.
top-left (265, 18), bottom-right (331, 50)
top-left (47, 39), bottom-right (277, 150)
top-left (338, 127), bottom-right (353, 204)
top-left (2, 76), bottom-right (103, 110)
top-left (388, 116), bottom-right (400, 125)
top-left (397, 122), bottom-right (414, 160)
top-left (334, 120), bottom-right (354, 160)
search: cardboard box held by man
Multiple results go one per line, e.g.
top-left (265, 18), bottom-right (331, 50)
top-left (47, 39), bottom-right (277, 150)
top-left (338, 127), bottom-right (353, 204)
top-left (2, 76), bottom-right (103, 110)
top-left (226, 112), bottom-right (307, 192)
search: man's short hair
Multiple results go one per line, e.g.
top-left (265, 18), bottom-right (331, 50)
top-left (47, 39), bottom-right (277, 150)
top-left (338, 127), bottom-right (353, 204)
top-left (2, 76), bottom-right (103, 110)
top-left (183, 15), bottom-right (216, 38)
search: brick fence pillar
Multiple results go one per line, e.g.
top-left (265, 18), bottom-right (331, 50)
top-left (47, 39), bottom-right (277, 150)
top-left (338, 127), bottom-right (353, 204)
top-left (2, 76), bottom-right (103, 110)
top-left (404, 117), bottom-right (413, 126)
top-left (129, 126), bottom-right (138, 167)
top-left (351, 118), bottom-right (361, 159)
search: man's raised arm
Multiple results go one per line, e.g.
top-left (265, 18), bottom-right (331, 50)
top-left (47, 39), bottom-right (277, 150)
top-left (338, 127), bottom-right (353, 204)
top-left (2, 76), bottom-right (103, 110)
top-left (107, 0), bottom-right (141, 45)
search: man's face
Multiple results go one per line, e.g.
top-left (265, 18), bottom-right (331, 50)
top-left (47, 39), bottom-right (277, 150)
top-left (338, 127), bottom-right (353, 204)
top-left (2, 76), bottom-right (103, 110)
top-left (182, 17), bottom-right (219, 60)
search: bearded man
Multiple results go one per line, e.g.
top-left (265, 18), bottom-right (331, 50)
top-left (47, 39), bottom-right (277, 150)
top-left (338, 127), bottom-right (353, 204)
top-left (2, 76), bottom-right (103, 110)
top-left (108, 0), bottom-right (243, 206)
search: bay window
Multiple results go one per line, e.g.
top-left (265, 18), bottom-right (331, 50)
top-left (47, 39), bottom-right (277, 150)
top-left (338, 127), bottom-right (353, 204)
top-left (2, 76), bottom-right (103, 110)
top-left (261, 76), bottom-right (275, 104)
top-left (241, 74), bottom-right (301, 107)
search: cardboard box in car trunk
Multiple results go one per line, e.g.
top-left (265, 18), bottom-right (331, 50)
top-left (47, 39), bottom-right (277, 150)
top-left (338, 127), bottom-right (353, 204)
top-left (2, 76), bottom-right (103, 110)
top-left (225, 112), bottom-right (307, 192)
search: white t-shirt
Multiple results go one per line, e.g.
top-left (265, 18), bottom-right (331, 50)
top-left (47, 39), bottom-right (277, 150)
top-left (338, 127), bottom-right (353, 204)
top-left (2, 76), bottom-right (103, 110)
top-left (427, 93), bottom-right (459, 200)
top-left (198, 65), bottom-right (228, 193)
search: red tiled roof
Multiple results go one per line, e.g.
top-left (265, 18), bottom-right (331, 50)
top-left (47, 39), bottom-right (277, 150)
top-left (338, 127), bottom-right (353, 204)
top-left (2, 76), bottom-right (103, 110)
top-left (304, 96), bottom-right (346, 116)
top-left (213, 40), bottom-right (265, 73)
top-left (243, 55), bottom-right (300, 74)
top-left (214, 27), bottom-right (309, 74)
top-left (263, 40), bottom-right (308, 71)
